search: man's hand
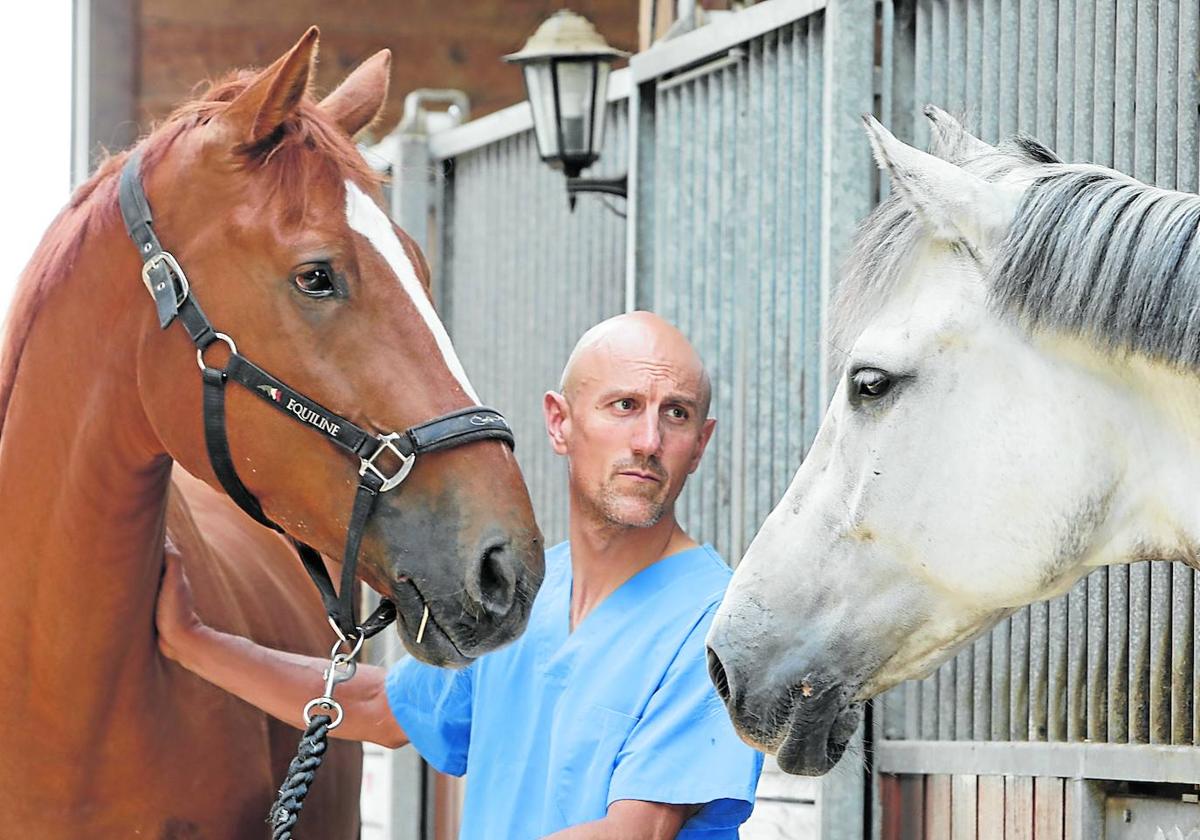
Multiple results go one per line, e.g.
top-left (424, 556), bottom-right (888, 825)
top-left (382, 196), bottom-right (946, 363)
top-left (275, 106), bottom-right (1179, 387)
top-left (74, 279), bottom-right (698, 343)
top-left (156, 547), bottom-right (203, 663)
top-left (542, 800), bottom-right (699, 840)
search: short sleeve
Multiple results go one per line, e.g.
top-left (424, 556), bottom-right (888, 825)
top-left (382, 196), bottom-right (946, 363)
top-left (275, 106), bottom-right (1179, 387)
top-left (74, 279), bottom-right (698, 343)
top-left (385, 656), bottom-right (474, 776)
top-left (606, 605), bottom-right (764, 832)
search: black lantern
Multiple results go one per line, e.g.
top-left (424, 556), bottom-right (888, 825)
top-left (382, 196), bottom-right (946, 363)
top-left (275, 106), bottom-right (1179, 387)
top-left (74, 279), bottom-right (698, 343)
top-left (505, 10), bottom-right (629, 205)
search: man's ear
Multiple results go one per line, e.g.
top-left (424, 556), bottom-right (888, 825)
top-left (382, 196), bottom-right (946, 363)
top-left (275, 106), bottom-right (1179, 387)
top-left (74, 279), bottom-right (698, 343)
top-left (543, 391), bottom-right (570, 456)
top-left (687, 418), bottom-right (716, 475)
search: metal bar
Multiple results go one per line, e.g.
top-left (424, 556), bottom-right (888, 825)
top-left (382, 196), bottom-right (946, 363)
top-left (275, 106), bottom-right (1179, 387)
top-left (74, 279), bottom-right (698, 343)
top-left (655, 48), bottom-right (746, 92)
top-left (922, 673), bottom-right (939, 740)
top-left (1108, 564), bottom-right (1130, 743)
top-left (996, 0), bottom-right (1018, 137)
top-left (979, 0), bottom-right (1000, 142)
top-left (876, 740), bottom-right (1200, 784)
top-left (1071, 0), bottom-right (1096, 160)
top-left (1035, 0), bottom-right (1058, 143)
top-left (1178, 0), bottom-right (1200, 193)
top-left (1150, 563), bottom-right (1172, 743)
top-left (954, 647), bottom-right (973, 743)
top-left (939, 655), bottom-right (957, 740)
top-left (1155, 0), bottom-right (1179, 188)
top-left (1016, 0), bottom-right (1038, 133)
top-left (990, 620), bottom-right (1010, 741)
top-left (1030, 600), bottom-right (1049, 741)
top-left (1055, 0), bottom-right (1076, 158)
top-left (1048, 594), bottom-right (1069, 741)
top-left (965, 0), bottom-right (982, 124)
top-left (1132, 0), bottom-right (1158, 180)
top-left (629, 0), bottom-right (827, 83)
top-left (1009, 606), bottom-right (1030, 741)
top-left (946, 0), bottom-right (966, 110)
top-left (1086, 570), bottom-right (1108, 744)
top-left (1171, 566), bottom-right (1194, 745)
top-left (973, 629), bottom-right (993, 740)
top-left (1067, 578), bottom-right (1088, 743)
top-left (1129, 562), bottom-right (1151, 743)
top-left (1092, 0), bottom-right (1117, 167)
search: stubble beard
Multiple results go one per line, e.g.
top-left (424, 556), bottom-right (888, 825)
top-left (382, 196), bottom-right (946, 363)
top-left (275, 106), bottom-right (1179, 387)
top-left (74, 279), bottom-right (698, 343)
top-left (592, 474), bottom-right (668, 529)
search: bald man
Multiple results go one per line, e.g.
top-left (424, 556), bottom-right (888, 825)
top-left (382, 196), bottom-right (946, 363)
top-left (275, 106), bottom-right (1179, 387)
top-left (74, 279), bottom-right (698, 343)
top-left (155, 312), bottom-right (763, 840)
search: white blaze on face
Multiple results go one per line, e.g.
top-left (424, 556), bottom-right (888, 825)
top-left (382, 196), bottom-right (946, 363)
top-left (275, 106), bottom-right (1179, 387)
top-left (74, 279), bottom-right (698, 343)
top-left (344, 181), bottom-right (481, 404)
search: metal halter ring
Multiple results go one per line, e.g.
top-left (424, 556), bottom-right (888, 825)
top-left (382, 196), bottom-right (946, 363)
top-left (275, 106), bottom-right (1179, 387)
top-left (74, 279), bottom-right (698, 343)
top-left (303, 697), bottom-right (345, 729)
top-left (327, 630), bottom-right (365, 661)
top-left (359, 432), bottom-right (417, 493)
top-left (195, 333), bottom-right (238, 372)
top-left (141, 250), bottom-right (191, 306)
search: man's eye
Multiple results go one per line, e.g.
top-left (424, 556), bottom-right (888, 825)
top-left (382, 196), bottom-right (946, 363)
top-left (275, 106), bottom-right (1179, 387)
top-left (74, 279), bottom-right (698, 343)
top-left (666, 407), bottom-right (688, 420)
top-left (293, 264), bottom-right (336, 298)
top-left (615, 399), bottom-right (635, 411)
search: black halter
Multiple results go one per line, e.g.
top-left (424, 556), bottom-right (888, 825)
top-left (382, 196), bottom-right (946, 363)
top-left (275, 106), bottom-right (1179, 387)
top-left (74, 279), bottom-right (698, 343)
top-left (118, 151), bottom-right (515, 642)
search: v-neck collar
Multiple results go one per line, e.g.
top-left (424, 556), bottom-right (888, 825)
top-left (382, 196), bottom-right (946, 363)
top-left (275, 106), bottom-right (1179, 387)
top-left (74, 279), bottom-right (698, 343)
top-left (546, 544), bottom-right (713, 666)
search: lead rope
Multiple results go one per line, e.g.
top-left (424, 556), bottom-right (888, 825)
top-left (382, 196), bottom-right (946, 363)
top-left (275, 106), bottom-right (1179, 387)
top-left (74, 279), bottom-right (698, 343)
top-left (269, 635), bottom-right (363, 837)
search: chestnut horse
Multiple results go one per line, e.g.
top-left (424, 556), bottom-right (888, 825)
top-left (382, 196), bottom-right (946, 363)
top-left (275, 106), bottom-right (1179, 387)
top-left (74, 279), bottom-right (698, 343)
top-left (0, 29), bottom-right (543, 838)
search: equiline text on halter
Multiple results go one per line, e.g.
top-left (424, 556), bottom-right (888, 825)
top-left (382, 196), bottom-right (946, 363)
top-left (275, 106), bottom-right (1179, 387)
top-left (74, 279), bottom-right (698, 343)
top-left (118, 150), bottom-right (516, 644)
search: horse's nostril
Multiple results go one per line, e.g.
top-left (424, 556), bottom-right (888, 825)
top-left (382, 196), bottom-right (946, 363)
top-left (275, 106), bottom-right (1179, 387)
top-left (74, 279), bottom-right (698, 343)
top-left (707, 647), bottom-right (732, 705)
top-left (469, 541), bottom-right (517, 619)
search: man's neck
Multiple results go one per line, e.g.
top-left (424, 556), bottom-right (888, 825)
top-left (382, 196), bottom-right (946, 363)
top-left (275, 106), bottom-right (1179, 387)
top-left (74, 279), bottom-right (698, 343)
top-left (566, 510), bottom-right (699, 632)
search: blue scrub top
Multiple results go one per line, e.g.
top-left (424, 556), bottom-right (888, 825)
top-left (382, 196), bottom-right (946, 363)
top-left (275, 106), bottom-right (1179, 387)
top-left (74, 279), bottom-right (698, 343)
top-left (386, 541), bottom-right (763, 839)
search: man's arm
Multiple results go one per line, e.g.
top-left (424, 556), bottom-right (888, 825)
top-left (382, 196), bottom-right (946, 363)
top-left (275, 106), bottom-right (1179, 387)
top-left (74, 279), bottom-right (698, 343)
top-left (156, 551), bottom-right (409, 749)
top-left (542, 800), bottom-right (699, 840)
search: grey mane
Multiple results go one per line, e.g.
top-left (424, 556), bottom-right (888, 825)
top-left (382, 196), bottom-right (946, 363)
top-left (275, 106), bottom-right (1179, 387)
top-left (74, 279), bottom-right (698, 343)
top-left (989, 168), bottom-right (1200, 370)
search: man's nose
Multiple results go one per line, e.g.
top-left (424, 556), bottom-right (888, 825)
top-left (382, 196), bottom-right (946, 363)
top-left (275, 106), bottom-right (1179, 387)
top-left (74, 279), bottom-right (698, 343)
top-left (630, 412), bottom-right (662, 456)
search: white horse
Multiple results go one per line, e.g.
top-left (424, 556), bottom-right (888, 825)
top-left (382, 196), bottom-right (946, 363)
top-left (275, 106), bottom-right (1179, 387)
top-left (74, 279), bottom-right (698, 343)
top-left (706, 106), bottom-right (1200, 775)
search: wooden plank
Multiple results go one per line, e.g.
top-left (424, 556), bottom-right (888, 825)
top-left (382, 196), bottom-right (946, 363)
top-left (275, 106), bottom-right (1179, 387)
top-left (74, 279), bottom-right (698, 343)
top-left (951, 775), bottom-right (978, 840)
top-left (1033, 777), bottom-right (1064, 840)
top-left (880, 774), bottom-right (905, 840)
top-left (978, 775), bottom-right (1005, 838)
top-left (927, 775), bottom-right (953, 840)
top-left (1005, 776), bottom-right (1034, 840)
top-left (880, 774), bottom-right (927, 840)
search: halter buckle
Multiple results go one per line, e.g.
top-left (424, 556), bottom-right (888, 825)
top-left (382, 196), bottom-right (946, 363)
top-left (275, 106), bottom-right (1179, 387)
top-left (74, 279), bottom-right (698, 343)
top-left (359, 433), bottom-right (416, 493)
top-left (140, 251), bottom-right (190, 306)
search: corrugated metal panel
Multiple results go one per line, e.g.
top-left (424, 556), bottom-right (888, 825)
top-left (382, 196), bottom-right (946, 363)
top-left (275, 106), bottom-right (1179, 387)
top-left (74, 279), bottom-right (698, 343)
top-left (640, 15), bottom-right (827, 563)
top-left (435, 102), bottom-right (629, 547)
top-left (879, 0), bottom-right (1200, 762)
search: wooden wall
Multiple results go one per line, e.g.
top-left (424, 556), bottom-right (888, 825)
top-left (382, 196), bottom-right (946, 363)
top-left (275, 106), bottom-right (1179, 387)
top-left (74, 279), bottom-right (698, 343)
top-left (881, 775), bottom-right (1078, 840)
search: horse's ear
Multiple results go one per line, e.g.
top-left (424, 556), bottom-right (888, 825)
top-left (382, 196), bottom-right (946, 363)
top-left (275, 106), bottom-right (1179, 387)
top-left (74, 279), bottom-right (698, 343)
top-left (320, 49), bottom-right (391, 138)
top-left (863, 114), bottom-right (1019, 258)
top-left (222, 27), bottom-right (320, 145)
top-left (924, 105), bottom-right (994, 163)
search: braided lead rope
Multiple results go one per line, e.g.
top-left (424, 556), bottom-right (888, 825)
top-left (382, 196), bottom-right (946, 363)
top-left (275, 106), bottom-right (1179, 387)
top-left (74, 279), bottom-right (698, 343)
top-left (269, 714), bottom-right (331, 839)
top-left (267, 636), bottom-right (362, 837)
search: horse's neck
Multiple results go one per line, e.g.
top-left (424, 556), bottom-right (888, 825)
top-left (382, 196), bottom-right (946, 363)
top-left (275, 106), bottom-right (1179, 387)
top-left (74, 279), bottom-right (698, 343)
top-left (1085, 349), bottom-right (1200, 569)
top-left (0, 216), bottom-right (169, 710)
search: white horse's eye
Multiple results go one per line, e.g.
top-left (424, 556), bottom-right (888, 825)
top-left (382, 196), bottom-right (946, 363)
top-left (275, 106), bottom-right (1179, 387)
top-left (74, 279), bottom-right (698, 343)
top-left (851, 368), bottom-right (892, 400)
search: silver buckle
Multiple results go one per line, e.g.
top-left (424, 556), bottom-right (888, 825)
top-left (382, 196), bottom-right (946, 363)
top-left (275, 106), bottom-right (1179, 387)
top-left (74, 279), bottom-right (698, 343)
top-left (360, 433), bottom-right (416, 492)
top-left (141, 251), bottom-right (191, 306)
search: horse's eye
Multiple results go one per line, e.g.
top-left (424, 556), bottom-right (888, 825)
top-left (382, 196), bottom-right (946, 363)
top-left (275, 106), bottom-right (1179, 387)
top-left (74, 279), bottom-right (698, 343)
top-left (293, 264), bottom-right (335, 298)
top-left (852, 368), bottom-right (892, 400)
